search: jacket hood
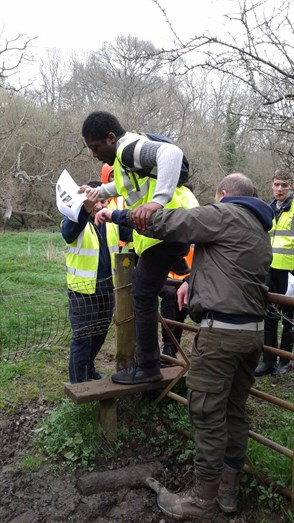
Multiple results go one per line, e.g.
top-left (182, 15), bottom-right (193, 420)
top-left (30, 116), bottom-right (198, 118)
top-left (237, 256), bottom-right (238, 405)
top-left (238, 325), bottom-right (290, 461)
top-left (221, 196), bottom-right (274, 231)
top-left (100, 163), bottom-right (114, 184)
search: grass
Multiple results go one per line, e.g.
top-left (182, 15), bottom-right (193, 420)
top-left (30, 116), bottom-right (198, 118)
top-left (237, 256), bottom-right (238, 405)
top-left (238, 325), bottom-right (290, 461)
top-left (0, 230), bottom-right (293, 517)
top-left (246, 374), bottom-right (294, 488)
top-left (0, 231), bottom-right (69, 362)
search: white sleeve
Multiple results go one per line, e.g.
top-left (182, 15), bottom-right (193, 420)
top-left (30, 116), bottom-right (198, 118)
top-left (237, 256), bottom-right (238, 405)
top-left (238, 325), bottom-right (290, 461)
top-left (152, 143), bottom-right (183, 206)
top-left (98, 181), bottom-right (119, 199)
top-left (139, 141), bottom-right (183, 207)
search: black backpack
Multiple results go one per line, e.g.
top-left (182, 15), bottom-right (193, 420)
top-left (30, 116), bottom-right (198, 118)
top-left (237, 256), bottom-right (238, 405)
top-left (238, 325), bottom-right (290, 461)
top-left (120, 132), bottom-right (189, 187)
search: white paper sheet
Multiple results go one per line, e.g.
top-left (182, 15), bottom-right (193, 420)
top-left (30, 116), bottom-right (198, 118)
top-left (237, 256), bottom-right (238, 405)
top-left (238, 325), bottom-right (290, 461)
top-left (56, 169), bottom-right (87, 222)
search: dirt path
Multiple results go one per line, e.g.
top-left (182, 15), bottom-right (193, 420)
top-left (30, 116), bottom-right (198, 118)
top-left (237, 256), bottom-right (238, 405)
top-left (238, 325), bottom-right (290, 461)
top-left (0, 399), bottom-right (287, 523)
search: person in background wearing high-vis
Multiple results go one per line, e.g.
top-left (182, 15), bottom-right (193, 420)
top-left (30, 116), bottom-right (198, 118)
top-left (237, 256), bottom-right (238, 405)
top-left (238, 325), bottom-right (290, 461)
top-left (159, 245), bottom-right (194, 363)
top-left (100, 163), bottom-right (125, 212)
top-left (100, 162), bottom-right (131, 252)
top-left (255, 168), bottom-right (294, 378)
top-left (60, 180), bottom-right (132, 384)
top-left (80, 111), bottom-right (198, 385)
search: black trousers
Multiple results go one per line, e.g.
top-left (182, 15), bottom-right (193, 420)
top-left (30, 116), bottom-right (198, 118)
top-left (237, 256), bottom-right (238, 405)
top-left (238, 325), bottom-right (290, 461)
top-left (132, 241), bottom-right (189, 368)
top-left (159, 283), bottom-right (189, 347)
top-left (68, 290), bottom-right (114, 383)
top-left (264, 268), bottom-right (290, 347)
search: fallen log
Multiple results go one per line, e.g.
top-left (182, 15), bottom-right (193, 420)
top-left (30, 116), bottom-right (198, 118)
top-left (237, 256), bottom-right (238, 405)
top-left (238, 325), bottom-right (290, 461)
top-left (77, 461), bottom-right (164, 496)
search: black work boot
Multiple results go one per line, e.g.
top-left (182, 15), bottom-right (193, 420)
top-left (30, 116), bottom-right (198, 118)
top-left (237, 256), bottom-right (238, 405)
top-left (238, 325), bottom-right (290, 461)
top-left (272, 330), bottom-right (293, 377)
top-left (255, 352), bottom-right (277, 376)
top-left (217, 464), bottom-right (242, 514)
top-left (111, 363), bottom-right (162, 384)
top-left (255, 331), bottom-right (277, 377)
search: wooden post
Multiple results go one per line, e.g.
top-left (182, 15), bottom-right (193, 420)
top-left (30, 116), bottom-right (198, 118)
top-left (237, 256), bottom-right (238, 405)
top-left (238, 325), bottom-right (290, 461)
top-left (114, 252), bottom-right (136, 370)
top-left (98, 398), bottom-right (117, 442)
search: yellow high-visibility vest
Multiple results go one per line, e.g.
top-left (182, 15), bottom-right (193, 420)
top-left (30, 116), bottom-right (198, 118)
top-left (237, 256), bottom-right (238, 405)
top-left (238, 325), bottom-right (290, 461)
top-left (269, 198), bottom-right (294, 270)
top-left (114, 134), bottom-right (199, 255)
top-left (66, 221), bottom-right (120, 294)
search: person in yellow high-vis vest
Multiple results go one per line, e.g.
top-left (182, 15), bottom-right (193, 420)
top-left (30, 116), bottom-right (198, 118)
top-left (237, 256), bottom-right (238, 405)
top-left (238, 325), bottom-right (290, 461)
top-left (100, 162), bottom-right (132, 252)
top-left (255, 168), bottom-right (294, 378)
top-left (59, 180), bottom-right (132, 384)
top-left (80, 111), bottom-right (198, 385)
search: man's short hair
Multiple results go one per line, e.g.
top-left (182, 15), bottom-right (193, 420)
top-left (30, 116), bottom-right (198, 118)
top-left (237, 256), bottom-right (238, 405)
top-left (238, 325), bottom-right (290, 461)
top-left (87, 180), bottom-right (102, 188)
top-left (272, 168), bottom-right (293, 184)
top-left (216, 173), bottom-right (254, 197)
top-left (82, 111), bottom-right (126, 140)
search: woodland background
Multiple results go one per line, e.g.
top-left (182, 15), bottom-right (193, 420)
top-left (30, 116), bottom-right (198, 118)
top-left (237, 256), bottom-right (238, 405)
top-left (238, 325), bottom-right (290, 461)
top-left (0, 0), bottom-right (293, 229)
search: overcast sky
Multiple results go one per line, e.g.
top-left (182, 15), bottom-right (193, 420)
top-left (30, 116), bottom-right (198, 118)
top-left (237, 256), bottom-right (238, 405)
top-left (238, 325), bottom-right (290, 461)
top-left (2, 0), bottom-right (234, 53)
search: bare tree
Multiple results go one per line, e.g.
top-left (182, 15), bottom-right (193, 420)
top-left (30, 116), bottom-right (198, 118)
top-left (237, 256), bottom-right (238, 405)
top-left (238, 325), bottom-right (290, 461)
top-left (152, 0), bottom-right (294, 166)
top-left (0, 27), bottom-right (36, 89)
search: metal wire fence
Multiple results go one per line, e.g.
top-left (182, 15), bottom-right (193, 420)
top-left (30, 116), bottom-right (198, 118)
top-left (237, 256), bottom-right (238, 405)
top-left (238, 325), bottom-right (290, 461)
top-left (0, 278), bottom-right (114, 363)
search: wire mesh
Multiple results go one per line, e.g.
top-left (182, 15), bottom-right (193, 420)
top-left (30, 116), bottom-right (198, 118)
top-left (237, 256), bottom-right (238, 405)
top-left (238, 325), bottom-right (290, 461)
top-left (0, 277), bottom-right (115, 363)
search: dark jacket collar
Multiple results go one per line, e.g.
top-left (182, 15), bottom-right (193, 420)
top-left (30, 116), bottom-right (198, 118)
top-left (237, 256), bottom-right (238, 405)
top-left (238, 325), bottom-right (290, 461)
top-left (221, 196), bottom-right (274, 231)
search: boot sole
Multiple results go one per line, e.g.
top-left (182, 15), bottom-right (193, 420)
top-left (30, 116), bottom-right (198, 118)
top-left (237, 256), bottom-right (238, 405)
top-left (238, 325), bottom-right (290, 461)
top-left (111, 374), bottom-right (163, 385)
top-left (254, 370), bottom-right (274, 377)
top-left (157, 502), bottom-right (213, 522)
top-left (217, 498), bottom-right (237, 514)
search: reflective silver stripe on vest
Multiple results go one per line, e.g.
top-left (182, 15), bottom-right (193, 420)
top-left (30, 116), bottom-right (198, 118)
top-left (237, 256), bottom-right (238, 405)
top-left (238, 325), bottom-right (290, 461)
top-left (66, 246), bottom-right (99, 255)
top-left (66, 267), bottom-right (97, 278)
top-left (125, 179), bottom-right (150, 206)
top-left (122, 171), bottom-right (135, 192)
top-left (133, 139), bottom-right (145, 168)
top-left (108, 245), bottom-right (119, 254)
top-left (269, 230), bottom-right (294, 237)
top-left (272, 247), bottom-right (294, 255)
top-left (133, 140), bottom-right (158, 176)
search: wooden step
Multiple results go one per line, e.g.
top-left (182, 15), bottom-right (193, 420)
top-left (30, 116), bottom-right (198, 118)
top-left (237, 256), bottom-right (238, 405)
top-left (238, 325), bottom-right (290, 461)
top-left (64, 365), bottom-right (186, 404)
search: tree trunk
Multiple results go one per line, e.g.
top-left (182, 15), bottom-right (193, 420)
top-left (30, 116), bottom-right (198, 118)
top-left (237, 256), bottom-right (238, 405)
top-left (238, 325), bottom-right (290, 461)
top-left (77, 461), bottom-right (164, 495)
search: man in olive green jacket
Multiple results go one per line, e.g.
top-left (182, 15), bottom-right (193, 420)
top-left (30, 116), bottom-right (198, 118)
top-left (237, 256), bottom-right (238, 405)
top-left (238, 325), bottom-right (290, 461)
top-left (96, 173), bottom-right (273, 522)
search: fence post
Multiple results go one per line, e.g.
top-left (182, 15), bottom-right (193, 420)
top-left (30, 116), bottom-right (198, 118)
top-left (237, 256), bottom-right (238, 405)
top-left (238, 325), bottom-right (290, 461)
top-left (114, 252), bottom-right (136, 371)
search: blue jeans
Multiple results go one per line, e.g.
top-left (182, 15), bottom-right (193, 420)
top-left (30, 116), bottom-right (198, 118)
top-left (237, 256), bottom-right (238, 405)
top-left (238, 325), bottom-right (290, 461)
top-left (132, 241), bottom-right (189, 368)
top-left (68, 290), bottom-right (114, 383)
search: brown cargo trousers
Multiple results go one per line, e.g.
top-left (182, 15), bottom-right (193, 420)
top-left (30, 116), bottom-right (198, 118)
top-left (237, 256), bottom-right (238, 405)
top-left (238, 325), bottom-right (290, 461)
top-left (186, 326), bottom-right (263, 481)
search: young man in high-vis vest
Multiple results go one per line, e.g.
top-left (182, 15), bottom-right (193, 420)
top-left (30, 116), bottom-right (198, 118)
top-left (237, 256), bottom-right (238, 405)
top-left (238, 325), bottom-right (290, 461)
top-left (60, 181), bottom-right (132, 384)
top-left (255, 168), bottom-right (294, 377)
top-left (80, 111), bottom-right (198, 385)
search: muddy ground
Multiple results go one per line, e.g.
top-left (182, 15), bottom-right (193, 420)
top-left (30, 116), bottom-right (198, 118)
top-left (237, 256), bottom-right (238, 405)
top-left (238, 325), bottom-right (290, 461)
top-left (0, 397), bottom-right (289, 523)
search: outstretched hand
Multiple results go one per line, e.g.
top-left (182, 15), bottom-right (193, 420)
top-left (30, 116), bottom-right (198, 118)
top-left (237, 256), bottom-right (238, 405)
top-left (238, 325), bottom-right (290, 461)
top-left (94, 208), bottom-right (114, 225)
top-left (78, 185), bottom-right (100, 199)
top-left (131, 202), bottom-right (163, 230)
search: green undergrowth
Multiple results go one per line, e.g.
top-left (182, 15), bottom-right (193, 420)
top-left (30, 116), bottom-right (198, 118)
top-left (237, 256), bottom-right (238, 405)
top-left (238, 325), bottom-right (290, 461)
top-left (22, 385), bottom-right (195, 474)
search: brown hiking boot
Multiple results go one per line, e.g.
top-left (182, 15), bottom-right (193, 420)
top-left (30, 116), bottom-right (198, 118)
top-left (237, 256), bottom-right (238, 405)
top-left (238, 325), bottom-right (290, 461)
top-left (155, 475), bottom-right (219, 522)
top-left (217, 463), bottom-right (242, 513)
